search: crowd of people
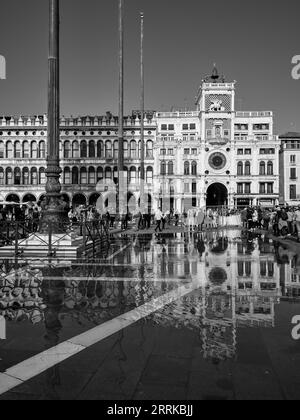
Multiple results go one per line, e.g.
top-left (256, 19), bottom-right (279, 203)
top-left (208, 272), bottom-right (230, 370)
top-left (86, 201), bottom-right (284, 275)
top-left (241, 206), bottom-right (300, 240)
top-left (0, 202), bottom-right (300, 242)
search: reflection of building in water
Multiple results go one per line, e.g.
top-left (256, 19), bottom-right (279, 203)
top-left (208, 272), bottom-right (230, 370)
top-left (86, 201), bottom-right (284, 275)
top-left (280, 251), bottom-right (300, 298)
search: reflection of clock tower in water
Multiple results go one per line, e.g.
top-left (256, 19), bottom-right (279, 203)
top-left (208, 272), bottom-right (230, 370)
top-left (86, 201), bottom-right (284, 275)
top-left (195, 65), bottom-right (236, 208)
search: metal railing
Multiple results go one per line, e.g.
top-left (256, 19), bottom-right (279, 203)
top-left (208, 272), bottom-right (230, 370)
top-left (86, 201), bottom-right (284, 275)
top-left (0, 220), bottom-right (110, 260)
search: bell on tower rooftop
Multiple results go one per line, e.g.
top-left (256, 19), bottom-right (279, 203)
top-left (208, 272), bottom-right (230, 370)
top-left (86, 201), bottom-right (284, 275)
top-left (203, 64), bottom-right (226, 83)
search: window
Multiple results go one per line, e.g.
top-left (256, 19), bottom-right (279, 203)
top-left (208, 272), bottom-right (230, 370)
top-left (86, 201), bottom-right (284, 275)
top-left (184, 161), bottom-right (190, 175)
top-left (237, 149), bottom-right (243, 155)
top-left (6, 142), bottom-right (13, 159)
top-left (237, 183), bottom-right (243, 194)
top-left (80, 168), bottom-right (88, 184)
top-left (161, 124), bottom-right (167, 131)
top-left (168, 124), bottom-right (174, 131)
top-left (14, 142), bottom-right (21, 159)
top-left (245, 183), bottom-right (251, 194)
top-left (39, 141), bottom-right (46, 159)
top-left (39, 168), bottom-right (46, 184)
top-left (6, 168), bottom-right (13, 185)
top-left (184, 183), bottom-right (190, 193)
top-left (23, 168), bottom-right (29, 185)
top-left (191, 161), bottom-right (197, 176)
top-left (190, 124), bottom-right (196, 130)
top-left (182, 124), bottom-right (189, 130)
top-left (235, 124), bottom-right (249, 131)
top-left (267, 183), bottom-right (273, 194)
top-left (253, 124), bottom-right (270, 131)
top-left (146, 167), bottom-right (153, 184)
top-left (168, 148), bottom-right (174, 156)
top-left (0, 142), bottom-right (4, 159)
top-left (161, 161), bottom-right (166, 175)
top-left (168, 161), bottom-right (174, 175)
top-left (290, 185), bottom-right (297, 200)
top-left (31, 142), bottom-right (38, 159)
top-left (113, 141), bottom-right (118, 159)
top-left (64, 141), bottom-right (71, 159)
top-left (267, 161), bottom-right (274, 176)
top-left (31, 168), bottom-right (38, 185)
top-left (97, 167), bottom-right (103, 182)
top-left (245, 149), bottom-right (252, 155)
top-left (146, 141), bottom-right (153, 158)
top-left (130, 167), bottom-right (137, 183)
top-left (0, 168), bottom-right (4, 185)
top-left (245, 161), bottom-right (251, 176)
top-left (192, 182), bottom-right (197, 194)
top-left (237, 162), bottom-right (243, 176)
top-left (89, 141), bottom-right (96, 158)
top-left (191, 148), bottom-right (197, 155)
top-left (81, 141), bottom-right (88, 158)
top-left (14, 168), bottom-right (21, 185)
top-left (64, 168), bottom-right (71, 185)
top-left (260, 162), bottom-right (266, 175)
top-left (290, 168), bottom-right (297, 180)
top-left (207, 130), bottom-right (212, 139)
top-left (105, 167), bottom-right (112, 180)
top-left (130, 141), bottom-right (137, 159)
top-left (73, 141), bottom-right (80, 158)
top-left (260, 183), bottom-right (266, 194)
top-left (123, 141), bottom-right (128, 159)
top-left (184, 148), bottom-right (189, 155)
top-left (224, 130), bottom-right (230, 137)
top-left (160, 148), bottom-right (166, 155)
top-left (72, 167), bottom-right (79, 184)
top-left (88, 167), bottom-right (96, 185)
top-left (105, 141), bottom-right (112, 159)
top-left (290, 155), bottom-right (296, 164)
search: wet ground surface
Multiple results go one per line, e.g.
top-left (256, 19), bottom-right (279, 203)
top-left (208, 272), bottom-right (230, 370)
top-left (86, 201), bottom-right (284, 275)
top-left (0, 229), bottom-right (300, 400)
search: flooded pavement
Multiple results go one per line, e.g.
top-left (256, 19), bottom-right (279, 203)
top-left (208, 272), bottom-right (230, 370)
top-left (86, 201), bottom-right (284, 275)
top-left (0, 229), bottom-right (300, 400)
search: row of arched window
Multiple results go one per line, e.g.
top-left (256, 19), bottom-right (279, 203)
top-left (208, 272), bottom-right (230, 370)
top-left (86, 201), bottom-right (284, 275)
top-left (0, 139), bottom-right (155, 161)
top-left (0, 167), bottom-right (46, 185)
top-left (160, 161), bottom-right (197, 176)
top-left (0, 141), bottom-right (46, 159)
top-left (63, 166), bottom-right (154, 185)
top-left (259, 161), bottom-right (274, 176)
top-left (237, 161), bottom-right (274, 176)
top-left (63, 140), bottom-right (154, 160)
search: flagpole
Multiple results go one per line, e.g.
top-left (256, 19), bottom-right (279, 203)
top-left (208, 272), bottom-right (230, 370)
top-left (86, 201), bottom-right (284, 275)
top-left (118, 0), bottom-right (124, 216)
top-left (140, 11), bottom-right (145, 214)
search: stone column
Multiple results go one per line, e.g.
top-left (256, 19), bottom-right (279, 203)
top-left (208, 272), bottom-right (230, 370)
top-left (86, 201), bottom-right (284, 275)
top-left (40, 0), bottom-right (68, 233)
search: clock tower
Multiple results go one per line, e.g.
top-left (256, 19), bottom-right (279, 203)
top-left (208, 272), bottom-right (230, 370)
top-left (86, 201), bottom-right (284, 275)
top-left (196, 65), bottom-right (236, 207)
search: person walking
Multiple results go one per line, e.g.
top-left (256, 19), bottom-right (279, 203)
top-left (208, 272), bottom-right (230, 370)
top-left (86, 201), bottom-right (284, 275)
top-left (155, 208), bottom-right (162, 232)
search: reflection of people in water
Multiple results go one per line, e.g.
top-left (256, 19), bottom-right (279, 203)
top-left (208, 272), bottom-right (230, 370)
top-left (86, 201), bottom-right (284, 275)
top-left (41, 275), bottom-right (65, 400)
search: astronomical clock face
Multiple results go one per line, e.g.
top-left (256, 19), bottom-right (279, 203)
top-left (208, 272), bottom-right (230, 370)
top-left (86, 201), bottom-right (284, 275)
top-left (209, 152), bottom-right (227, 170)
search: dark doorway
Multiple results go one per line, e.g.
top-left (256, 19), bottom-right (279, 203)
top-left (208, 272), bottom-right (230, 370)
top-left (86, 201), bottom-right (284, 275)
top-left (206, 183), bottom-right (228, 207)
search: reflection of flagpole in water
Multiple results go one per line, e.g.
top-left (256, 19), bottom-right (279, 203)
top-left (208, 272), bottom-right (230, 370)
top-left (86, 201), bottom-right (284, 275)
top-left (0, 315), bottom-right (6, 340)
top-left (140, 12), bottom-right (145, 215)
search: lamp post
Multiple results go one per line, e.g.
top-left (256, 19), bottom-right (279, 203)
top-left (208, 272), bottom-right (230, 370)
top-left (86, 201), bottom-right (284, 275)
top-left (40, 0), bottom-right (67, 233)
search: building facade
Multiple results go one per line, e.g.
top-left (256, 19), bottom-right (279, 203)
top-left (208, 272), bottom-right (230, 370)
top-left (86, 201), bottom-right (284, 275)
top-left (0, 67), bottom-right (281, 212)
top-left (279, 132), bottom-right (300, 206)
top-left (155, 67), bottom-right (280, 212)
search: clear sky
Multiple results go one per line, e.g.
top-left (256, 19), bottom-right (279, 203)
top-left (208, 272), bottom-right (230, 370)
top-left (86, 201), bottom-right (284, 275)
top-left (0, 0), bottom-right (299, 134)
